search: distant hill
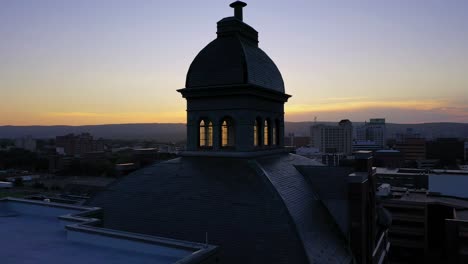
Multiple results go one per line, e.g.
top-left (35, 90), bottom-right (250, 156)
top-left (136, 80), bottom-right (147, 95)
top-left (1, 122), bottom-right (467, 141)
top-left (0, 123), bottom-right (186, 142)
top-left (285, 122), bottom-right (468, 139)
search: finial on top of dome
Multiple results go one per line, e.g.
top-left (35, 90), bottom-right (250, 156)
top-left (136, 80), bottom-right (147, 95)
top-left (229, 1), bottom-right (247, 21)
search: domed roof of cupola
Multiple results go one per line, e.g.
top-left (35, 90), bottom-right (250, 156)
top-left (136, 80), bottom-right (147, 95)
top-left (185, 1), bottom-right (285, 93)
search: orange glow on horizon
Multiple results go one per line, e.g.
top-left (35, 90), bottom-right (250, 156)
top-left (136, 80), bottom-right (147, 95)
top-left (1, 98), bottom-right (467, 126)
top-left (285, 99), bottom-right (446, 114)
top-left (0, 111), bottom-right (187, 126)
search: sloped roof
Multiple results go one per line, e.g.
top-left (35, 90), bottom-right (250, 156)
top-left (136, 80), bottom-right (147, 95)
top-left (88, 154), bottom-right (352, 264)
top-left (295, 166), bottom-right (354, 236)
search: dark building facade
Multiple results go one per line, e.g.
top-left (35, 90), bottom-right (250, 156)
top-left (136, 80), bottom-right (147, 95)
top-left (179, 1), bottom-right (288, 155)
top-left (373, 150), bottom-right (403, 169)
top-left (89, 2), bottom-right (354, 263)
top-left (284, 135), bottom-right (310, 147)
top-left (426, 138), bottom-right (464, 168)
top-left (379, 187), bottom-right (468, 263)
top-left (394, 137), bottom-right (426, 162)
top-left (55, 133), bottom-right (104, 157)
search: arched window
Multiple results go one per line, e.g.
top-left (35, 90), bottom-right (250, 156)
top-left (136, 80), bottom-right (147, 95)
top-left (221, 118), bottom-right (235, 147)
top-left (272, 122), bottom-right (276, 146)
top-left (199, 120), bottom-right (213, 147)
top-left (264, 119), bottom-right (269, 146)
top-left (254, 119), bottom-right (261, 147)
top-left (207, 121), bottom-right (213, 146)
top-left (275, 119), bottom-right (280, 146)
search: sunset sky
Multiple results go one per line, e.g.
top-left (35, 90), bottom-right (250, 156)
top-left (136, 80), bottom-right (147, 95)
top-left (1, 0), bottom-right (467, 125)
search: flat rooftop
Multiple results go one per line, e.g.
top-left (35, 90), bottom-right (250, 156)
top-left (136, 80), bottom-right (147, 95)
top-left (0, 198), bottom-right (217, 264)
top-left (376, 167), bottom-right (468, 176)
top-left (388, 188), bottom-right (468, 209)
top-left (456, 209), bottom-right (468, 221)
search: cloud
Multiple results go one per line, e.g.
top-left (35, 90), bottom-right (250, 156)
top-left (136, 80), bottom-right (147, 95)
top-left (285, 99), bottom-right (446, 114)
top-left (286, 105), bottom-right (468, 123)
top-left (35, 111), bottom-right (187, 125)
top-left (46, 112), bottom-right (106, 118)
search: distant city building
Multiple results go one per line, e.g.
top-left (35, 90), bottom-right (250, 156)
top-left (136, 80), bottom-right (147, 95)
top-left (379, 186), bottom-right (468, 263)
top-left (426, 138), bottom-right (464, 167)
top-left (284, 133), bottom-right (309, 147)
top-left (355, 118), bottom-right (387, 149)
top-left (294, 146), bottom-right (321, 158)
top-left (395, 128), bottom-right (422, 142)
top-left (415, 159), bottom-right (438, 170)
top-left (394, 137), bottom-right (426, 162)
top-left (14, 135), bottom-right (36, 152)
top-left (352, 140), bottom-right (382, 152)
top-left (310, 119), bottom-right (353, 155)
top-left (373, 149), bottom-right (403, 168)
top-left (376, 167), bottom-right (468, 198)
top-left (55, 133), bottom-right (104, 157)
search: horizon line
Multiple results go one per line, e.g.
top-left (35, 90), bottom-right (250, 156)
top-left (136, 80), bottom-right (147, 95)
top-left (1, 121), bottom-right (468, 127)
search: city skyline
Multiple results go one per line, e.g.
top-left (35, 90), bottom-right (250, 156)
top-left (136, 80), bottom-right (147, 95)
top-left (1, 0), bottom-right (468, 125)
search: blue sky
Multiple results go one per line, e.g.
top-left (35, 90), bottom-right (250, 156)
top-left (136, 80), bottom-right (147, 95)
top-left (1, 0), bottom-right (467, 125)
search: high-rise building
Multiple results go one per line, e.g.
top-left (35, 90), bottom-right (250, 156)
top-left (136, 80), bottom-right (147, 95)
top-left (310, 119), bottom-right (353, 155)
top-left (394, 137), bottom-right (426, 161)
top-left (354, 118), bottom-right (387, 150)
top-left (14, 135), bottom-right (37, 152)
top-left (55, 133), bottom-right (104, 157)
top-left (426, 138), bottom-right (464, 167)
top-left (284, 133), bottom-right (310, 147)
top-left (379, 186), bottom-right (468, 263)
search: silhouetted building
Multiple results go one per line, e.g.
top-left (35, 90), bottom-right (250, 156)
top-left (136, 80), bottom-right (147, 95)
top-left (89, 2), bottom-right (354, 263)
top-left (426, 138), bottom-right (464, 168)
top-left (394, 137), bottom-right (426, 162)
top-left (14, 135), bottom-right (37, 152)
top-left (373, 150), bottom-right (403, 168)
top-left (310, 119), bottom-right (353, 155)
top-left (395, 128), bottom-right (422, 142)
top-left (284, 134), bottom-right (309, 147)
top-left (355, 118), bottom-right (387, 149)
top-left (376, 168), bottom-right (429, 189)
top-left (446, 209), bottom-right (468, 263)
top-left (56, 133), bottom-right (104, 157)
top-left (376, 167), bottom-right (468, 199)
top-left (298, 151), bottom-right (391, 263)
top-left (379, 187), bottom-right (468, 263)
top-left (352, 140), bottom-right (382, 152)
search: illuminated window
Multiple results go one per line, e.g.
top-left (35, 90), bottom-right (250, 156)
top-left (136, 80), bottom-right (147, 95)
top-left (222, 120), bottom-right (228, 146)
top-left (221, 118), bottom-right (234, 147)
top-left (207, 121), bottom-right (213, 147)
top-left (275, 119), bottom-right (280, 145)
top-left (272, 125), bottom-right (276, 145)
top-left (199, 120), bottom-right (206, 147)
top-left (254, 119), bottom-right (261, 147)
top-left (199, 120), bottom-right (213, 147)
top-left (264, 120), bottom-right (269, 146)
